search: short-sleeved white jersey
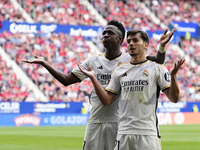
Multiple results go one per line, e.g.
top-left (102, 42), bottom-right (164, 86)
top-left (106, 60), bottom-right (170, 136)
top-left (72, 53), bottom-right (131, 123)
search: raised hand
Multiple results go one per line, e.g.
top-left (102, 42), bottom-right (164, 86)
top-left (21, 55), bottom-right (45, 65)
top-left (160, 28), bottom-right (175, 47)
top-left (171, 59), bottom-right (185, 76)
top-left (77, 64), bottom-right (95, 79)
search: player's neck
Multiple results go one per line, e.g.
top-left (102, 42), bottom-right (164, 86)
top-left (130, 55), bottom-right (146, 64)
top-left (105, 49), bottom-right (121, 60)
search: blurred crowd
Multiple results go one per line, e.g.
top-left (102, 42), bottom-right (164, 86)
top-left (179, 36), bottom-right (200, 66)
top-left (144, 0), bottom-right (200, 25)
top-left (162, 45), bottom-right (200, 102)
top-left (90, 0), bottom-right (162, 30)
top-left (0, 0), bottom-right (25, 22)
top-left (0, 0), bottom-right (200, 102)
top-left (0, 56), bottom-right (33, 102)
top-left (17, 0), bottom-right (101, 26)
top-left (0, 31), bottom-right (93, 102)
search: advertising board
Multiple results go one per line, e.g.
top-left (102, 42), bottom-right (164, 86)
top-left (0, 113), bottom-right (89, 126)
top-left (0, 102), bottom-right (89, 114)
top-left (0, 21), bottom-right (180, 43)
top-left (158, 112), bottom-right (200, 125)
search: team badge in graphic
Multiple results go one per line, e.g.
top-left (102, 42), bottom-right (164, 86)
top-left (142, 70), bottom-right (149, 77)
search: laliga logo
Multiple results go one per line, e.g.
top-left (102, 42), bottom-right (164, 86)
top-left (14, 114), bottom-right (41, 126)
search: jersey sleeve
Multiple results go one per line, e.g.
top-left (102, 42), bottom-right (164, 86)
top-left (105, 69), bottom-right (121, 95)
top-left (157, 65), bottom-right (171, 92)
top-left (72, 57), bottom-right (92, 81)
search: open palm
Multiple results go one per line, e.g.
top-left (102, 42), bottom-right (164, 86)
top-left (77, 64), bottom-right (95, 79)
top-left (160, 28), bottom-right (175, 47)
top-left (21, 55), bottom-right (45, 65)
top-left (171, 59), bottom-right (185, 76)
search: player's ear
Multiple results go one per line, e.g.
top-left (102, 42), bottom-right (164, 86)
top-left (144, 42), bottom-right (149, 50)
top-left (118, 37), bottom-right (123, 44)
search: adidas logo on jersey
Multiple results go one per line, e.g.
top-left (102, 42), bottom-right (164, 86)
top-left (122, 73), bottom-right (127, 77)
top-left (97, 66), bottom-right (103, 69)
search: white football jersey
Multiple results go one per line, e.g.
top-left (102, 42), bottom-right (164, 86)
top-left (106, 60), bottom-right (170, 136)
top-left (72, 53), bottom-right (131, 123)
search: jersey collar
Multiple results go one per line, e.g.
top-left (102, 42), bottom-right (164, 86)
top-left (130, 59), bottom-right (148, 65)
top-left (104, 52), bottom-right (123, 61)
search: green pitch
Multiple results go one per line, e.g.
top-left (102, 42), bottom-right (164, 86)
top-left (159, 124), bottom-right (200, 150)
top-left (0, 124), bottom-right (200, 150)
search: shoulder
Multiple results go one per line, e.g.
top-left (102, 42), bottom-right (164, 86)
top-left (155, 62), bottom-right (168, 70)
top-left (97, 53), bottom-right (105, 57)
top-left (117, 61), bottom-right (130, 68)
top-left (122, 53), bottom-right (131, 58)
top-left (92, 53), bottom-right (104, 58)
top-left (150, 62), bottom-right (169, 75)
top-left (112, 61), bottom-right (130, 74)
top-left (85, 53), bottom-right (104, 61)
top-left (148, 61), bottom-right (167, 69)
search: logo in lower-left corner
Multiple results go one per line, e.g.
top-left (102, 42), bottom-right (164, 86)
top-left (14, 114), bottom-right (41, 126)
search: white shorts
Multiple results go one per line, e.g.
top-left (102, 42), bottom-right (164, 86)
top-left (82, 122), bottom-right (118, 150)
top-left (114, 134), bottom-right (161, 150)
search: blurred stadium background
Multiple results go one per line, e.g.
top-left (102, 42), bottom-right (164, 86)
top-left (0, 0), bottom-right (200, 149)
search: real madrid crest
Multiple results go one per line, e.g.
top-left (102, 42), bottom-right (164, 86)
top-left (142, 70), bottom-right (149, 77)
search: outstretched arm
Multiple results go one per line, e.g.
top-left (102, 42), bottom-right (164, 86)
top-left (22, 55), bottom-right (80, 86)
top-left (163, 59), bottom-right (185, 103)
top-left (147, 28), bottom-right (175, 64)
top-left (77, 64), bottom-right (116, 106)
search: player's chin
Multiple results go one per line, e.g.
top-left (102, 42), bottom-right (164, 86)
top-left (102, 40), bottom-right (110, 45)
top-left (129, 53), bottom-right (137, 57)
top-left (103, 42), bottom-right (112, 48)
top-left (128, 50), bottom-right (134, 54)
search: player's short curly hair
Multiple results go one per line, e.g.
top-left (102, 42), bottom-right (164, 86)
top-left (107, 20), bottom-right (126, 44)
